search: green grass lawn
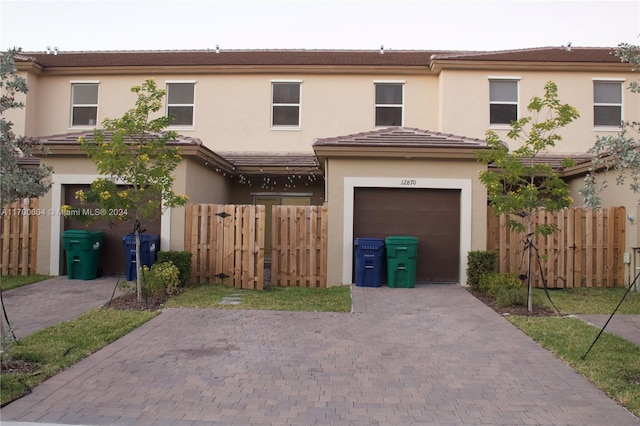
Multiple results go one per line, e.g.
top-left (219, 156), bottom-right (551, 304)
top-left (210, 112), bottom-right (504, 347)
top-left (0, 307), bottom-right (157, 406)
top-left (510, 286), bottom-right (640, 418)
top-left (535, 287), bottom-right (640, 314)
top-left (1, 274), bottom-right (51, 291)
top-left (165, 283), bottom-right (352, 312)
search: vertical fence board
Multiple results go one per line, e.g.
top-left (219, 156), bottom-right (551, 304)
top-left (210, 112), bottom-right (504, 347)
top-left (487, 206), bottom-right (625, 288)
top-left (0, 198), bottom-right (39, 276)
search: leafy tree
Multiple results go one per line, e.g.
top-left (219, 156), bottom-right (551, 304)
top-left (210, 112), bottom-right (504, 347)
top-left (580, 43), bottom-right (640, 208)
top-left (0, 48), bottom-right (52, 207)
top-left (477, 81), bottom-right (579, 312)
top-left (78, 79), bottom-right (188, 302)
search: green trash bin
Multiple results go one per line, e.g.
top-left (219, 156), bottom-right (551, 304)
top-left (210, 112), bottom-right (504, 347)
top-left (63, 230), bottom-right (106, 280)
top-left (385, 236), bottom-right (418, 288)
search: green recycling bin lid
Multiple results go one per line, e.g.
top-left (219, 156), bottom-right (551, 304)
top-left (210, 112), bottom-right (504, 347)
top-left (385, 236), bottom-right (418, 244)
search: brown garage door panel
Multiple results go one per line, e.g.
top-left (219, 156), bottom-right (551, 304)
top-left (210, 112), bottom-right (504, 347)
top-left (64, 185), bottom-right (161, 276)
top-left (354, 187), bottom-right (460, 283)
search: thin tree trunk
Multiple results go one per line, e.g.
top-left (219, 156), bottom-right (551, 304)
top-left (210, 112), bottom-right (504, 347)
top-left (135, 229), bottom-right (142, 303)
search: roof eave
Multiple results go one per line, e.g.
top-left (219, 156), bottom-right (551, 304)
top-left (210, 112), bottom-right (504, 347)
top-left (313, 145), bottom-right (489, 160)
top-left (430, 59), bottom-right (631, 73)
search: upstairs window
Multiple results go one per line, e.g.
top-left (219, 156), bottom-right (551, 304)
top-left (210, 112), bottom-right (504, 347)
top-left (166, 82), bottom-right (195, 127)
top-left (489, 79), bottom-right (518, 125)
top-left (272, 82), bottom-right (301, 127)
top-left (594, 81), bottom-right (622, 127)
top-left (71, 82), bottom-right (98, 127)
top-left (375, 83), bottom-right (403, 126)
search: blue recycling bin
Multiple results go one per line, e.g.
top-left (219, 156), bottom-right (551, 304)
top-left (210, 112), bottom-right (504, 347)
top-left (123, 234), bottom-right (160, 281)
top-left (354, 238), bottom-right (385, 287)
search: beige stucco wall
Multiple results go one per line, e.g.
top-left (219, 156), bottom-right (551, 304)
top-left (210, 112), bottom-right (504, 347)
top-left (568, 171), bottom-right (639, 283)
top-left (169, 158), bottom-right (232, 252)
top-left (22, 72), bottom-right (440, 152)
top-left (439, 69), bottom-right (638, 154)
top-left (324, 157), bottom-right (488, 287)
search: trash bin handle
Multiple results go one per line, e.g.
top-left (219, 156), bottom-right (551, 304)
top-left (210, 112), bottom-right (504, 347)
top-left (398, 247), bottom-right (407, 250)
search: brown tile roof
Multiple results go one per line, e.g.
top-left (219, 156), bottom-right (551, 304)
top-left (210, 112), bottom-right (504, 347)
top-left (313, 127), bottom-right (488, 149)
top-left (218, 152), bottom-right (321, 175)
top-left (488, 153), bottom-right (593, 171)
top-left (16, 46), bottom-right (621, 69)
top-left (36, 131), bottom-right (321, 176)
top-left (18, 49), bottom-right (441, 68)
top-left (431, 47), bottom-right (619, 63)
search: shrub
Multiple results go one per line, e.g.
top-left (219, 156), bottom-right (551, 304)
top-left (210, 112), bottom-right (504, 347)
top-left (157, 251), bottom-right (192, 286)
top-left (495, 286), bottom-right (528, 307)
top-left (142, 261), bottom-right (180, 297)
top-left (478, 272), bottom-right (522, 297)
top-left (467, 250), bottom-right (498, 289)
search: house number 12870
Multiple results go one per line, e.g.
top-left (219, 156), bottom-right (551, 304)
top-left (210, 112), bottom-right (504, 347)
top-left (400, 179), bottom-right (417, 186)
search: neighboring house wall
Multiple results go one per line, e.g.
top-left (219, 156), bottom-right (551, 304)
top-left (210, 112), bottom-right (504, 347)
top-left (324, 158), bottom-right (487, 286)
top-left (439, 69), bottom-right (637, 153)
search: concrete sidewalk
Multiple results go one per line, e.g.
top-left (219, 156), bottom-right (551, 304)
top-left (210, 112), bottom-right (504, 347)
top-left (575, 314), bottom-right (640, 347)
top-left (2, 284), bottom-right (638, 425)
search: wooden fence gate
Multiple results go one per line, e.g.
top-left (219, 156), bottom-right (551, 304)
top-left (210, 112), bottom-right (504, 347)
top-left (487, 207), bottom-right (626, 288)
top-left (185, 203), bottom-right (328, 289)
top-left (1, 198), bottom-right (39, 276)
top-left (185, 204), bottom-right (265, 289)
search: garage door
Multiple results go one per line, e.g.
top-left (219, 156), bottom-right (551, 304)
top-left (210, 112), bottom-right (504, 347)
top-left (64, 185), bottom-right (161, 276)
top-left (353, 187), bottom-right (460, 283)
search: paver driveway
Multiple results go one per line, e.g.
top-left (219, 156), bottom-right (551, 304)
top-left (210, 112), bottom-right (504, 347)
top-left (2, 284), bottom-right (638, 425)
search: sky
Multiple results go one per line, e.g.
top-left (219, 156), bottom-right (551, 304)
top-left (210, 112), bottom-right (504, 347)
top-left (1, 0), bottom-right (638, 53)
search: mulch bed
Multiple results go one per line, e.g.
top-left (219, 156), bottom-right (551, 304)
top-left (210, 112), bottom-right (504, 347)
top-left (468, 289), bottom-right (557, 317)
top-left (105, 292), bottom-right (167, 311)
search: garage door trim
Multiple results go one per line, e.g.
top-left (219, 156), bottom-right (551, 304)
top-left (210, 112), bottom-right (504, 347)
top-left (342, 177), bottom-right (472, 285)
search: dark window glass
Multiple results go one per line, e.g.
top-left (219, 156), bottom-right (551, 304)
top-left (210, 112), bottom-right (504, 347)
top-left (594, 106), bottom-right (622, 127)
top-left (375, 107), bottom-right (402, 126)
top-left (273, 106), bottom-right (300, 126)
top-left (166, 83), bottom-right (195, 126)
top-left (72, 107), bottom-right (98, 126)
top-left (273, 83), bottom-right (300, 104)
top-left (375, 84), bottom-right (402, 104)
top-left (71, 83), bottom-right (98, 126)
top-left (490, 104), bottom-right (517, 125)
top-left (168, 106), bottom-right (194, 126)
top-left (168, 83), bottom-right (195, 104)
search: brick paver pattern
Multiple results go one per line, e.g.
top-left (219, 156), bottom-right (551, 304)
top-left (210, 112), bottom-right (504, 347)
top-left (2, 284), bottom-right (638, 425)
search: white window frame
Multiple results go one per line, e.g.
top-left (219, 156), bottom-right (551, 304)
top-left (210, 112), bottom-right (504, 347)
top-left (70, 81), bottom-right (99, 128)
top-left (374, 81), bottom-right (404, 127)
top-left (271, 80), bottom-right (302, 130)
top-left (593, 78), bottom-right (624, 129)
top-left (488, 77), bottom-right (520, 128)
top-left (166, 80), bottom-right (196, 129)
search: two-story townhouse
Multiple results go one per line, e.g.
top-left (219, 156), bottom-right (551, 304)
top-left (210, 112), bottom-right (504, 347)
top-left (12, 47), bottom-right (637, 286)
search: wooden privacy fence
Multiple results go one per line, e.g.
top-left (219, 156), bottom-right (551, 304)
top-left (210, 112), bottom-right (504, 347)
top-left (270, 204), bottom-right (328, 288)
top-left (185, 203), bottom-right (328, 289)
top-left (186, 204), bottom-right (265, 289)
top-left (487, 207), bottom-right (626, 288)
top-left (1, 198), bottom-right (39, 276)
